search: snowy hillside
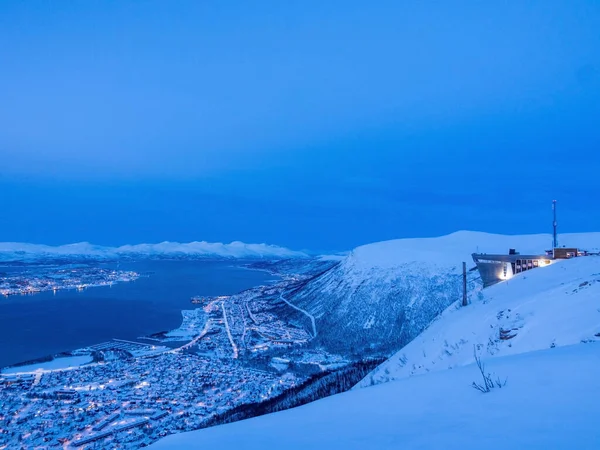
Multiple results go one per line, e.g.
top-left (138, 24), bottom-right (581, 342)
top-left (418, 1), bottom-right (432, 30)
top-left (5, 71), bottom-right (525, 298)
top-left (342, 230), bottom-right (600, 268)
top-left (360, 254), bottom-right (600, 386)
top-left (0, 240), bottom-right (308, 262)
top-left (146, 231), bottom-right (600, 449)
top-left (150, 343), bottom-right (600, 450)
top-left (286, 231), bottom-right (600, 356)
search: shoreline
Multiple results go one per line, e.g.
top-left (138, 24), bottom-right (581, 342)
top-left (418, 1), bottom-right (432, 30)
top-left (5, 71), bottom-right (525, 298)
top-left (0, 260), bottom-right (283, 371)
top-left (2, 355), bottom-right (94, 375)
top-left (0, 266), bottom-right (140, 298)
top-left (1, 279), bottom-right (136, 298)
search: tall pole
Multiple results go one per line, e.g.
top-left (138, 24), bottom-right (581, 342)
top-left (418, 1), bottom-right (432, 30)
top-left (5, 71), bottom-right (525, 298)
top-left (552, 200), bottom-right (558, 249)
top-left (462, 262), bottom-right (467, 307)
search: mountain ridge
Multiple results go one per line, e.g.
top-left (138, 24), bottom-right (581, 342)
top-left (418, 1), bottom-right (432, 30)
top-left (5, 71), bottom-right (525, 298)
top-left (0, 240), bottom-right (309, 261)
top-left (148, 231), bottom-right (600, 450)
top-left (284, 230), bottom-right (600, 357)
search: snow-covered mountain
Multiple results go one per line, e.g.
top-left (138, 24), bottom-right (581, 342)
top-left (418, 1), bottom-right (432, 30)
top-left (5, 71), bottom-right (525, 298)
top-left (285, 231), bottom-right (600, 356)
top-left (359, 252), bottom-right (600, 386)
top-left (149, 239), bottom-right (600, 450)
top-left (0, 240), bottom-right (308, 262)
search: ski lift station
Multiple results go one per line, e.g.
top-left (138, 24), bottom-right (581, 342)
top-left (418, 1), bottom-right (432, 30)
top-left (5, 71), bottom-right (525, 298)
top-left (472, 201), bottom-right (588, 287)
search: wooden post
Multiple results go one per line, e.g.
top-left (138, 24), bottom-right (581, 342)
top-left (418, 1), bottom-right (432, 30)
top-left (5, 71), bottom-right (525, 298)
top-left (462, 262), bottom-right (468, 306)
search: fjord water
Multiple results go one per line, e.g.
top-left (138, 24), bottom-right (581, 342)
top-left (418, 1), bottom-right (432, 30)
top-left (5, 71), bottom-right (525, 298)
top-left (0, 260), bottom-right (276, 368)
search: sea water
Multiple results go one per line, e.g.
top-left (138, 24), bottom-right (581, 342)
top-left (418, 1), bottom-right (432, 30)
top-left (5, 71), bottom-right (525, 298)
top-left (0, 260), bottom-right (276, 368)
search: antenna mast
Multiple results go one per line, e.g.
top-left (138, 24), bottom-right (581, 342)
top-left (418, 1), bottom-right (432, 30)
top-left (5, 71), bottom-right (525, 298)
top-left (552, 200), bottom-right (558, 249)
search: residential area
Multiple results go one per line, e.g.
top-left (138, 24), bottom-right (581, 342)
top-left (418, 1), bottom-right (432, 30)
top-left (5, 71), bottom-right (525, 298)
top-left (0, 275), bottom-right (345, 449)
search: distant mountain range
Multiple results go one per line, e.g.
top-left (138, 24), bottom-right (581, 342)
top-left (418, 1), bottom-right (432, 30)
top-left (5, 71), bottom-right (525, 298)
top-left (0, 241), bottom-right (309, 262)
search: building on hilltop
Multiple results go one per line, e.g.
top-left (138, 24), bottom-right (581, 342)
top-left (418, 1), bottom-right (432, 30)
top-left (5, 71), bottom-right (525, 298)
top-left (473, 200), bottom-right (589, 288)
top-left (472, 251), bottom-right (552, 287)
top-left (473, 246), bottom-right (586, 288)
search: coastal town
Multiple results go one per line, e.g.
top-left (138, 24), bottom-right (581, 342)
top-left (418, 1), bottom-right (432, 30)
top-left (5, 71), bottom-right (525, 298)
top-left (0, 348), bottom-right (301, 448)
top-left (0, 263), bottom-right (348, 449)
top-left (0, 267), bottom-right (140, 297)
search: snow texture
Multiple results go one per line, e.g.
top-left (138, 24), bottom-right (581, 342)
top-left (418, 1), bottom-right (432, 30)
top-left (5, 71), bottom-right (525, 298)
top-left (150, 343), bottom-right (600, 450)
top-left (360, 254), bottom-right (600, 386)
top-left (287, 231), bottom-right (600, 355)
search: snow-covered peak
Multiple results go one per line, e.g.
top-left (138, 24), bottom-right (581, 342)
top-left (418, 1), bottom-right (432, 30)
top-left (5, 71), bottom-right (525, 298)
top-left (283, 231), bottom-right (600, 357)
top-left (0, 242), bottom-right (112, 256)
top-left (346, 230), bottom-right (600, 271)
top-left (147, 233), bottom-right (600, 450)
top-left (0, 240), bottom-right (308, 261)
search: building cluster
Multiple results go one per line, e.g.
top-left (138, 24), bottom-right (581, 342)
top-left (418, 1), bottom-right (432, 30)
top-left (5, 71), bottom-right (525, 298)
top-left (472, 246), bottom-right (592, 287)
top-left (0, 267), bottom-right (139, 297)
top-left (472, 201), bottom-right (598, 287)
top-left (1, 349), bottom-right (302, 448)
top-left (0, 266), bottom-right (348, 449)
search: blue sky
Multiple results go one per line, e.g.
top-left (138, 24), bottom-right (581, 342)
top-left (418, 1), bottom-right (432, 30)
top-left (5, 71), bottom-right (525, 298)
top-left (1, 1), bottom-right (599, 251)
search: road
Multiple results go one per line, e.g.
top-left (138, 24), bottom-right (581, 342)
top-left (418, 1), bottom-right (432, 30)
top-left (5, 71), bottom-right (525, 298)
top-left (279, 292), bottom-right (317, 338)
top-left (221, 301), bottom-right (239, 359)
top-left (175, 319), bottom-right (212, 352)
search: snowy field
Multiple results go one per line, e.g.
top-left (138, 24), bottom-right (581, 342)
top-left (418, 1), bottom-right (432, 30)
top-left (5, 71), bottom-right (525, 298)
top-left (151, 343), bottom-right (600, 450)
top-left (2, 355), bottom-right (93, 374)
top-left (165, 309), bottom-right (207, 339)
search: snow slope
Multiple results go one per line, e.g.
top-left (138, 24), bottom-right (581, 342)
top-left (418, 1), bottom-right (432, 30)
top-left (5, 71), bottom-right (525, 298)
top-left (148, 232), bottom-right (600, 449)
top-left (344, 230), bottom-right (600, 269)
top-left (286, 231), bottom-right (600, 356)
top-left (360, 255), bottom-right (600, 386)
top-left (150, 343), bottom-right (600, 450)
top-left (0, 240), bottom-right (308, 261)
